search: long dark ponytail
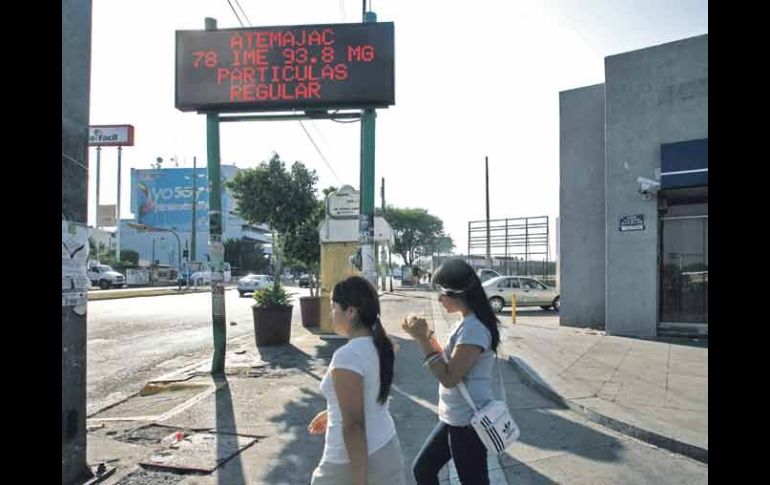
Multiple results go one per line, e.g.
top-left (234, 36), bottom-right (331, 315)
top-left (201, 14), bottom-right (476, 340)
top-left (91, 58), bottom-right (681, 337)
top-left (332, 276), bottom-right (395, 404)
top-left (432, 258), bottom-right (500, 352)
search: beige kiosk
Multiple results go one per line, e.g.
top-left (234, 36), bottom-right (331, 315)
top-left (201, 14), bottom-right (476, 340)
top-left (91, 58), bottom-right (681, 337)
top-left (319, 186), bottom-right (394, 333)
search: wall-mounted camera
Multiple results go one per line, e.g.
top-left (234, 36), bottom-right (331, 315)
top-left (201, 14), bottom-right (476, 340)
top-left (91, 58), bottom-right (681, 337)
top-left (637, 176), bottom-right (661, 200)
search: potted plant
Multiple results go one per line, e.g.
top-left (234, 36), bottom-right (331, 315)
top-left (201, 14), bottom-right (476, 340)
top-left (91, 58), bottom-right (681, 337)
top-left (227, 154), bottom-right (321, 342)
top-left (252, 284), bottom-right (293, 346)
top-left (285, 200), bottom-right (324, 328)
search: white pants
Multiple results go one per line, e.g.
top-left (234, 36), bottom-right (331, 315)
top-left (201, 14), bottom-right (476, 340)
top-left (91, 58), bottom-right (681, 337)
top-left (310, 435), bottom-right (406, 485)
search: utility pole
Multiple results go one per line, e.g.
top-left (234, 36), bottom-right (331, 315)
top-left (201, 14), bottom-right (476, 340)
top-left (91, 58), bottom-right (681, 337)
top-left (116, 146), bottom-right (122, 260)
top-left (485, 155), bottom-right (491, 268)
top-left (191, 155), bottom-right (197, 263)
top-left (380, 177), bottom-right (386, 291)
top-left (62, 0), bottom-right (94, 482)
top-left (95, 146), bottom-right (101, 230)
top-left (359, 9), bottom-right (378, 286)
top-left (206, 17), bottom-right (226, 374)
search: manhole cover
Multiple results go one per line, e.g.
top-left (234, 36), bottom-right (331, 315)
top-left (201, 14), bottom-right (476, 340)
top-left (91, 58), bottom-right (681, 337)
top-left (141, 432), bottom-right (259, 474)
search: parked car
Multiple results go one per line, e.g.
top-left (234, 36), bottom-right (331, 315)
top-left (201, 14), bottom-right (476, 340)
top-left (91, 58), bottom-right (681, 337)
top-left (87, 264), bottom-right (126, 289)
top-left (482, 276), bottom-right (560, 313)
top-left (477, 268), bottom-right (502, 283)
top-left (237, 274), bottom-right (274, 296)
top-left (298, 274), bottom-right (315, 288)
top-left (189, 271), bottom-right (212, 286)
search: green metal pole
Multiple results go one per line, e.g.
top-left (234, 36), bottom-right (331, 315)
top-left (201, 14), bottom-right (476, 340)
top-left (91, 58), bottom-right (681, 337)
top-left (360, 10), bottom-right (378, 286)
top-left (205, 17), bottom-right (226, 375)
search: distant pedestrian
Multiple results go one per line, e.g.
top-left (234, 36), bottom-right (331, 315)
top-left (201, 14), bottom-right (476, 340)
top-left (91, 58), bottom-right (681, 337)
top-left (308, 276), bottom-right (405, 485)
top-left (402, 258), bottom-right (501, 485)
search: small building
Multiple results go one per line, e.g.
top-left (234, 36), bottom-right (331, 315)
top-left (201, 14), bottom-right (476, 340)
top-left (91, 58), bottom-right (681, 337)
top-left (559, 34), bottom-right (707, 337)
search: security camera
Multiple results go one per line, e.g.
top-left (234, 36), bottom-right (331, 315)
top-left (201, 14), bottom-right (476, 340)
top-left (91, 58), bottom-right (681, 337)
top-left (637, 176), bottom-right (660, 199)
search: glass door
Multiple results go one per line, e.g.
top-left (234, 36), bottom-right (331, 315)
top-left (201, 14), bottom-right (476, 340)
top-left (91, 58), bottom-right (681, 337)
top-left (659, 215), bottom-right (708, 327)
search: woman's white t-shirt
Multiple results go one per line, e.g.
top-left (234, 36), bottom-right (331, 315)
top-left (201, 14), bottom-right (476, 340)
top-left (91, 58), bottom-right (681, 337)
top-left (320, 336), bottom-right (396, 464)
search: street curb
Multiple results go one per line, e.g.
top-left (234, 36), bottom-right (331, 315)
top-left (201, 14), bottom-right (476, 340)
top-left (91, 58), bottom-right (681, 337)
top-left (87, 287), bottom-right (235, 301)
top-left (506, 355), bottom-right (708, 464)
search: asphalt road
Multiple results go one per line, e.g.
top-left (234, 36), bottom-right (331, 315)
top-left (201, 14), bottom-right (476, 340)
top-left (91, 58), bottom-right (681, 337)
top-left (86, 286), bottom-right (311, 416)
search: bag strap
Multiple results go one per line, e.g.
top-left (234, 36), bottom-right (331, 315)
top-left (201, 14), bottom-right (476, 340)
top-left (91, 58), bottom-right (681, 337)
top-left (496, 354), bottom-right (507, 403)
top-left (442, 350), bottom-right (506, 411)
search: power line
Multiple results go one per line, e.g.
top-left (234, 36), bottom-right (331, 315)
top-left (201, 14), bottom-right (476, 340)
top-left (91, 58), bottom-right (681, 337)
top-left (223, 0), bottom-right (343, 185)
top-left (298, 120), bottom-right (343, 185)
top-left (62, 152), bottom-right (88, 171)
top-left (233, 0), bottom-right (252, 26)
top-left (331, 117), bottom-right (361, 123)
top-left (224, 0), bottom-right (244, 26)
top-left (309, 120), bottom-right (331, 148)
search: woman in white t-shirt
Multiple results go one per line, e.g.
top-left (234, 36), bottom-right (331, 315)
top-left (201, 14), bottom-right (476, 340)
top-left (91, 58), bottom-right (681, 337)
top-left (308, 276), bottom-right (405, 485)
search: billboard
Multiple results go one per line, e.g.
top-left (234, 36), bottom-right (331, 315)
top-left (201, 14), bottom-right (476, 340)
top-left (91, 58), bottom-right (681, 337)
top-left (97, 204), bottom-right (117, 227)
top-left (89, 125), bottom-right (135, 146)
top-left (175, 22), bottom-right (394, 112)
top-left (132, 167), bottom-right (238, 231)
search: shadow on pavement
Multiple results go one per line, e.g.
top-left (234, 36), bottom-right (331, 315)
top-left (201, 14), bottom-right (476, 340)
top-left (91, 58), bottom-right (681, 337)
top-left (391, 335), bottom-right (625, 484)
top-left (255, 339), bottom-right (343, 382)
top-left (213, 374), bottom-right (247, 485)
top-left (626, 335), bottom-right (708, 349)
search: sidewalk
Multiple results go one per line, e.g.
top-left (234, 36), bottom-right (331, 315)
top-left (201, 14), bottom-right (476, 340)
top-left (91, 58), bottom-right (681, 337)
top-left (84, 291), bottom-right (707, 484)
top-left (494, 307), bottom-right (708, 463)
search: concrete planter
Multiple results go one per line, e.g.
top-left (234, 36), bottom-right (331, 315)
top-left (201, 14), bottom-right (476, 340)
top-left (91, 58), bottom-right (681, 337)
top-left (299, 296), bottom-right (321, 328)
top-left (252, 305), bottom-right (293, 346)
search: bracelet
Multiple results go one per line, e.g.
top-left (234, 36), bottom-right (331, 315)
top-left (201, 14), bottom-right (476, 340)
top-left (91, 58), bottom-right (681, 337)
top-left (422, 351), bottom-right (439, 363)
top-left (423, 353), bottom-right (443, 368)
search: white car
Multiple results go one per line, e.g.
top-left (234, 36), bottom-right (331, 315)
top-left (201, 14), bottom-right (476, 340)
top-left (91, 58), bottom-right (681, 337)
top-left (189, 271), bottom-right (212, 286)
top-left (87, 264), bottom-right (126, 289)
top-left (483, 276), bottom-right (560, 313)
top-left (477, 268), bottom-right (502, 283)
top-left (237, 274), bottom-right (274, 296)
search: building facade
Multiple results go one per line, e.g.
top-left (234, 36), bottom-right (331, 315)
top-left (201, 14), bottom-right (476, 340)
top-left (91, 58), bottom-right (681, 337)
top-left (560, 34), bottom-right (708, 337)
top-left (118, 165), bottom-right (271, 267)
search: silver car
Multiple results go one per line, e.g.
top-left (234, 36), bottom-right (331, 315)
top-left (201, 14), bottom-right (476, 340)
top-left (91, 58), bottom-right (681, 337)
top-left (237, 274), bottom-right (274, 296)
top-left (483, 276), bottom-right (560, 313)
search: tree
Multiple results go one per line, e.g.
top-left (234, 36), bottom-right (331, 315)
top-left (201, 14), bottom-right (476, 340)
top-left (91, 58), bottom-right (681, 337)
top-left (224, 239), bottom-right (267, 275)
top-left (284, 199), bottom-right (324, 297)
top-left (384, 206), bottom-right (453, 266)
top-left (227, 153), bottom-right (318, 290)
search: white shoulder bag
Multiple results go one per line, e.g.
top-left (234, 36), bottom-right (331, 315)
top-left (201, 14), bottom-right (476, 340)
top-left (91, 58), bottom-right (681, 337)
top-left (452, 354), bottom-right (520, 454)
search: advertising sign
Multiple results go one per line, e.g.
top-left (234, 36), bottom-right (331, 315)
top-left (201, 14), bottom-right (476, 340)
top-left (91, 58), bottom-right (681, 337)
top-left (89, 125), bottom-right (135, 146)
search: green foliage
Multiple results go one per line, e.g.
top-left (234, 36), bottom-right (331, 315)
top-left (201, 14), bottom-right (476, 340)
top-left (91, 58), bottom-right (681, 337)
top-left (120, 249), bottom-right (140, 267)
top-left (252, 284), bottom-right (293, 308)
top-left (384, 206), bottom-right (454, 266)
top-left (284, 199), bottom-right (324, 296)
top-left (227, 153), bottom-right (318, 234)
top-left (227, 153), bottom-right (320, 289)
top-left (224, 239), bottom-right (267, 274)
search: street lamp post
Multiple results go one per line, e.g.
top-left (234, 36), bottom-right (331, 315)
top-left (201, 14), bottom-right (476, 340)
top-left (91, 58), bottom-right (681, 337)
top-left (128, 223), bottom-right (182, 288)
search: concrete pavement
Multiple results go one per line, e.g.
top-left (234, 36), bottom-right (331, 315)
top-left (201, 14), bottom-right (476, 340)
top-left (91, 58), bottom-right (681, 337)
top-left (85, 291), bottom-right (707, 484)
top-left (494, 308), bottom-right (707, 463)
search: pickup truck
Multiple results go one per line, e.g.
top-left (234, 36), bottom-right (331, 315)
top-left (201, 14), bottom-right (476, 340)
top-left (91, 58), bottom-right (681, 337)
top-left (87, 264), bottom-right (126, 289)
